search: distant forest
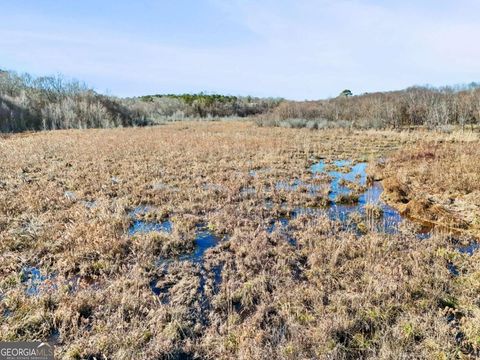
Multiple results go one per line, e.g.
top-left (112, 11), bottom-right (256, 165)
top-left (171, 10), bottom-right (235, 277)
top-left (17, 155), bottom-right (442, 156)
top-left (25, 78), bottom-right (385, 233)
top-left (0, 70), bottom-right (280, 132)
top-left (1, 69), bottom-right (479, 132)
top-left (257, 84), bottom-right (480, 130)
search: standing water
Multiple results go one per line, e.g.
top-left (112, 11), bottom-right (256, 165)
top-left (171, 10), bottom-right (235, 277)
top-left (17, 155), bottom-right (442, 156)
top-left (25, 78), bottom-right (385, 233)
top-left (269, 159), bottom-right (432, 242)
top-left (310, 160), bottom-right (404, 234)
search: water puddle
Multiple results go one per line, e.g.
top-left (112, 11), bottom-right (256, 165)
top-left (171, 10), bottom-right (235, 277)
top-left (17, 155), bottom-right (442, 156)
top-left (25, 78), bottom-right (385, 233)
top-left (275, 180), bottom-right (319, 193)
top-left (196, 262), bottom-right (225, 325)
top-left (174, 225), bottom-right (221, 263)
top-left (267, 218), bottom-right (296, 245)
top-left (311, 160), bottom-right (420, 235)
top-left (189, 226), bottom-right (221, 262)
top-left (267, 218), bottom-right (289, 234)
top-left (447, 262), bottom-right (460, 276)
top-left (20, 267), bottom-right (56, 296)
top-left (457, 242), bottom-right (479, 256)
top-left (129, 220), bottom-right (172, 236)
top-left (312, 160), bottom-right (367, 201)
top-left (267, 160), bottom-right (406, 237)
top-left (17, 269), bottom-right (100, 297)
top-left (147, 222), bottom-right (223, 313)
top-left (263, 160), bottom-right (409, 245)
top-left (447, 241), bottom-right (479, 276)
top-left (3, 308), bottom-right (12, 318)
top-left (311, 160), bottom-right (479, 277)
top-left (47, 329), bottom-right (61, 345)
top-left (128, 206), bottom-right (172, 236)
top-left (328, 183), bottom-right (402, 234)
top-left (128, 206), bottom-right (219, 304)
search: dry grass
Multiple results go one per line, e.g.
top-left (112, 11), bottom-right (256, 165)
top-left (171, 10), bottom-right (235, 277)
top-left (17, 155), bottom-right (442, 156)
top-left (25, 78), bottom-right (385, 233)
top-left (379, 136), bottom-right (480, 237)
top-left (0, 121), bottom-right (479, 359)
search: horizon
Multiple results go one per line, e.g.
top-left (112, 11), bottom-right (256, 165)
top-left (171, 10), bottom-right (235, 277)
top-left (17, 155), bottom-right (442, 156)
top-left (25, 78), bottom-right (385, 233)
top-left (1, 0), bottom-right (479, 100)
top-left (2, 67), bottom-right (479, 101)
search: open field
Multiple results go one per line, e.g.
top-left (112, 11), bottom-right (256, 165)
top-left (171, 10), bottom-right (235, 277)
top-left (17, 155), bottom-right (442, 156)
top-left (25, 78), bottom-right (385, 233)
top-left (1, 121), bottom-right (480, 359)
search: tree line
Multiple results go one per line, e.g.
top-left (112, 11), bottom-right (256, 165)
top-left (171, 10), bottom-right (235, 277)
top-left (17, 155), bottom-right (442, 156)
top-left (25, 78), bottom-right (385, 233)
top-left (256, 84), bottom-right (480, 130)
top-left (0, 71), bottom-right (134, 132)
top-left (1, 69), bottom-right (479, 132)
top-left (0, 70), bottom-right (281, 132)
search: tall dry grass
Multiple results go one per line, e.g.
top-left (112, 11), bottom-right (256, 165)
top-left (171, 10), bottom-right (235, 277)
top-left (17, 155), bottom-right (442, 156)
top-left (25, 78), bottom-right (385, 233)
top-left (0, 122), bottom-right (479, 358)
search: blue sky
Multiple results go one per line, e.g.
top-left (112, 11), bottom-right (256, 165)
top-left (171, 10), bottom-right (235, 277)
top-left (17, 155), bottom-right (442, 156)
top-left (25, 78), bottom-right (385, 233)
top-left (1, 0), bottom-right (479, 99)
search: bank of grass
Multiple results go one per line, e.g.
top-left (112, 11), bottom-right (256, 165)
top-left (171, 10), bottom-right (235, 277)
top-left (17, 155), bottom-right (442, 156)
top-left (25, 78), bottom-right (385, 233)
top-left (0, 121), bottom-right (479, 358)
top-left (378, 135), bottom-right (480, 238)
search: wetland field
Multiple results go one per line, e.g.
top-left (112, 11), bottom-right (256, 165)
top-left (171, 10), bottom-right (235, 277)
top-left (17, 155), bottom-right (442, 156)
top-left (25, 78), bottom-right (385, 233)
top-left (1, 121), bottom-right (480, 359)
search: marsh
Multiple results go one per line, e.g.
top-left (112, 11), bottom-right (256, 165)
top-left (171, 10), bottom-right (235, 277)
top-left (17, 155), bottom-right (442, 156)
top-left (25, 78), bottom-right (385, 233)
top-left (1, 122), bottom-right (479, 358)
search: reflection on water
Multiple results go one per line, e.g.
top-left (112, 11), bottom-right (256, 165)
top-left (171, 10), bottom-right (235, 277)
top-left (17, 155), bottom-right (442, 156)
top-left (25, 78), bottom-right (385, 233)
top-left (20, 267), bottom-right (56, 296)
top-left (128, 205), bottom-right (173, 236)
top-left (129, 219), bottom-right (173, 236)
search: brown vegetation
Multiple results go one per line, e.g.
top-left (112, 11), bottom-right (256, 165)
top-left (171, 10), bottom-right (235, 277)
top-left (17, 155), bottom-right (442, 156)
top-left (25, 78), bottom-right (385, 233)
top-left (256, 85), bottom-right (480, 130)
top-left (0, 72), bottom-right (135, 132)
top-left (1, 122), bottom-right (479, 359)
top-left (2, 69), bottom-right (480, 134)
top-left (0, 71), bottom-right (280, 132)
top-left (378, 136), bottom-right (480, 238)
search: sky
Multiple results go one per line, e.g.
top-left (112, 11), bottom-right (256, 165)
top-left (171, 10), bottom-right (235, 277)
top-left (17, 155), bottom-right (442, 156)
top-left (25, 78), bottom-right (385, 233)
top-left (0, 0), bottom-right (479, 100)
